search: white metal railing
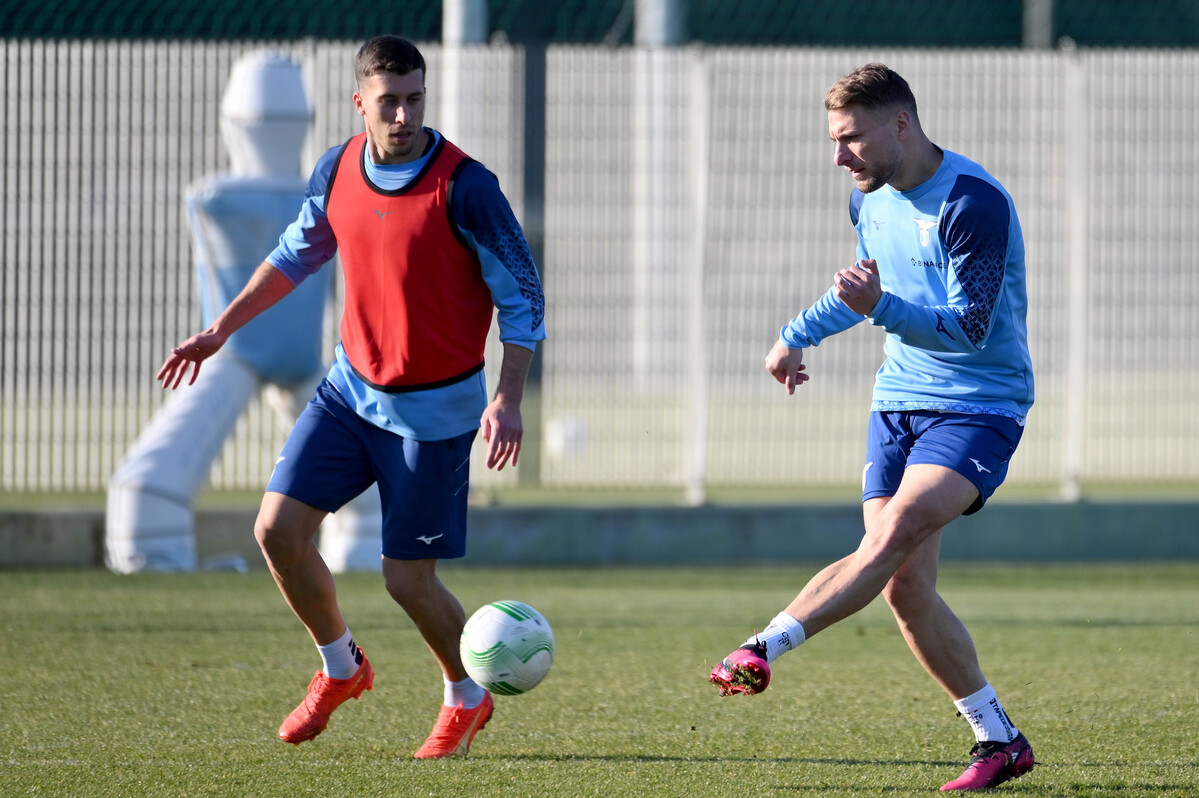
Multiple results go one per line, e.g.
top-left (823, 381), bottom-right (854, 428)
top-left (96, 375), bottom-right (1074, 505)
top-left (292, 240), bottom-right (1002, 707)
top-left (2, 40), bottom-right (1197, 498)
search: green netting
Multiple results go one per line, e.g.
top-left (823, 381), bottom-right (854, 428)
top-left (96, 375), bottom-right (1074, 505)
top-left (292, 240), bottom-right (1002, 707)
top-left (1, 1), bottom-right (1196, 48)
top-left (0, 0), bottom-right (442, 40)
top-left (490, 0), bottom-right (628, 44)
top-left (1057, 0), bottom-right (1199, 48)
top-left (689, 0), bottom-right (1022, 47)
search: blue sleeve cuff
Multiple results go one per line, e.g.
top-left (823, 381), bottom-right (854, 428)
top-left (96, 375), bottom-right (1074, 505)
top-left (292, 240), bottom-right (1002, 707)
top-left (779, 325), bottom-right (808, 349)
top-left (498, 337), bottom-right (542, 351)
top-left (265, 252), bottom-right (306, 288)
top-left (866, 291), bottom-right (896, 326)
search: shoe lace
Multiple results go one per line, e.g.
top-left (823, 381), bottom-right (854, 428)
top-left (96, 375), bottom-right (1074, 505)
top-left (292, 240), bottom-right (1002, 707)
top-left (301, 675), bottom-right (330, 712)
top-left (423, 705), bottom-right (474, 748)
top-left (744, 633), bottom-right (767, 658)
top-left (967, 738), bottom-right (1012, 763)
top-left (305, 673), bottom-right (355, 713)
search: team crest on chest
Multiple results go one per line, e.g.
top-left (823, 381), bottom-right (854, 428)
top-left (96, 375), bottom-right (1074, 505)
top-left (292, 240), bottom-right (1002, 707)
top-left (913, 218), bottom-right (937, 247)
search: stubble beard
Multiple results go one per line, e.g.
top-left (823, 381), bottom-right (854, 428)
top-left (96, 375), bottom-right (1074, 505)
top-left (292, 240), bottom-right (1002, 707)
top-left (854, 152), bottom-right (900, 194)
top-left (855, 173), bottom-right (887, 194)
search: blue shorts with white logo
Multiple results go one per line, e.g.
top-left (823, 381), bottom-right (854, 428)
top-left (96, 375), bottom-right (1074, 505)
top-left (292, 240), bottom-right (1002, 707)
top-left (862, 410), bottom-right (1024, 515)
top-left (266, 379), bottom-right (476, 560)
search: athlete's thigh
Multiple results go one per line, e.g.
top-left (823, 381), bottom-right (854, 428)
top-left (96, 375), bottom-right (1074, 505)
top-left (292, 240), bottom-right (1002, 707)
top-left (888, 463), bottom-right (979, 535)
top-left (906, 412), bottom-right (1024, 515)
top-left (257, 489), bottom-right (328, 545)
top-left (862, 490), bottom-right (948, 607)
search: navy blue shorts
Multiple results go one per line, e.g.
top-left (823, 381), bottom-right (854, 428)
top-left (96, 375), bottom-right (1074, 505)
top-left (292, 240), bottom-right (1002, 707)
top-left (863, 410), bottom-right (1024, 515)
top-left (266, 379), bottom-right (476, 560)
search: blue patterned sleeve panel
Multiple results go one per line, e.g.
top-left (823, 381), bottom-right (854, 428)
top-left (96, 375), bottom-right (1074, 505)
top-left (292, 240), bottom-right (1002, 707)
top-left (940, 175), bottom-right (1010, 347)
top-left (866, 175), bottom-right (1011, 354)
top-left (451, 162), bottom-right (546, 349)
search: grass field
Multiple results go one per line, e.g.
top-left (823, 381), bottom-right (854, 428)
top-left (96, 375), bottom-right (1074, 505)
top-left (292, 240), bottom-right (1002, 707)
top-left (1, 564), bottom-right (1195, 797)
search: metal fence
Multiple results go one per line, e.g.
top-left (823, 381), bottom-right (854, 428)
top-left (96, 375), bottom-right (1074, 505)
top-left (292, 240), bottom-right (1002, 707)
top-left (2, 40), bottom-right (1197, 498)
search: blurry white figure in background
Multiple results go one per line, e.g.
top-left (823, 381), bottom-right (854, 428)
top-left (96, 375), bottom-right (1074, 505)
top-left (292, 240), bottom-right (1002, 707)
top-left (106, 51), bottom-right (382, 574)
top-left (544, 415), bottom-right (588, 463)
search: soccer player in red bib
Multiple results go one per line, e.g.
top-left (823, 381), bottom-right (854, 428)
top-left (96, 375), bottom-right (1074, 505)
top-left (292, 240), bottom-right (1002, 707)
top-left (158, 35), bottom-right (545, 759)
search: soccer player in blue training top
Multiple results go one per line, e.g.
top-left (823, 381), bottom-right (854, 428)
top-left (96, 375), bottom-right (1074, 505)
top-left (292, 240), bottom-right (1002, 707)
top-left (708, 63), bottom-right (1035, 792)
top-left (158, 35), bottom-right (545, 759)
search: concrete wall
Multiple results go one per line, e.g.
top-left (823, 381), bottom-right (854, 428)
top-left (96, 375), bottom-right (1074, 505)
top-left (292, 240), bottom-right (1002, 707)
top-left (3, 502), bottom-right (1196, 570)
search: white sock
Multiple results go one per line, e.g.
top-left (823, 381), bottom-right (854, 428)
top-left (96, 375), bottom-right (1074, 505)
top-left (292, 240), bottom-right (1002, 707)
top-left (445, 676), bottom-right (486, 709)
top-left (742, 611), bottom-right (807, 663)
top-left (317, 629), bottom-right (363, 680)
top-left (954, 683), bottom-right (1018, 743)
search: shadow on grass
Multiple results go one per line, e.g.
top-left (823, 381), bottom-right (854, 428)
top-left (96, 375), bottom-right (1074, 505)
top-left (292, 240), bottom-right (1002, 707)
top-left (466, 757), bottom-right (1198, 795)
top-left (481, 753), bottom-right (963, 767)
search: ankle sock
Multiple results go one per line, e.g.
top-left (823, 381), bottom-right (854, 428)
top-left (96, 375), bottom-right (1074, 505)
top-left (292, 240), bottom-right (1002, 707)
top-left (742, 611), bottom-right (807, 663)
top-left (954, 683), bottom-right (1019, 743)
top-left (317, 629), bottom-right (363, 680)
top-left (444, 676), bottom-right (486, 709)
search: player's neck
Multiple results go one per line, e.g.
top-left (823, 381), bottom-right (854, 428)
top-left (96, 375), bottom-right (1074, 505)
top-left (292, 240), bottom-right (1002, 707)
top-left (892, 140), bottom-right (943, 192)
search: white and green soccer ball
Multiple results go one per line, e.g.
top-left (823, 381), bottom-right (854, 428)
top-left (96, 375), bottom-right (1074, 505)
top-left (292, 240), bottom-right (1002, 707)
top-left (460, 600), bottom-right (555, 696)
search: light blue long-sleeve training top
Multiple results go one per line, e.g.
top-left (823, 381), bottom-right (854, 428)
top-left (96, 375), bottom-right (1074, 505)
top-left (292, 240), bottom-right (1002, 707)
top-left (267, 129), bottom-right (546, 441)
top-left (781, 149), bottom-right (1034, 422)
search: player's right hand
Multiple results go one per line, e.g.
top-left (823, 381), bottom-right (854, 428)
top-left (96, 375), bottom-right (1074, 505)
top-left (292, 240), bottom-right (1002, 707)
top-left (764, 339), bottom-right (809, 395)
top-left (157, 330), bottom-right (226, 389)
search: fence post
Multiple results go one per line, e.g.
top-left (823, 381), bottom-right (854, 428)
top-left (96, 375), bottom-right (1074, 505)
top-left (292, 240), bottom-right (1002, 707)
top-left (684, 47), bottom-right (710, 506)
top-left (1062, 41), bottom-right (1088, 501)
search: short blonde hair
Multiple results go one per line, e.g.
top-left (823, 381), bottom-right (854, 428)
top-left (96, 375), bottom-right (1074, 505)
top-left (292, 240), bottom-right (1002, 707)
top-left (825, 63), bottom-right (918, 117)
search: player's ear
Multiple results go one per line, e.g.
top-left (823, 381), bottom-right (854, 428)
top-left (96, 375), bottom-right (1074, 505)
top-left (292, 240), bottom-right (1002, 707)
top-left (893, 109), bottom-right (913, 141)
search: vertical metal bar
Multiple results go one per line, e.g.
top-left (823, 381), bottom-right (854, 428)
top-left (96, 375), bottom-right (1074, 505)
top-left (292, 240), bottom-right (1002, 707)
top-left (635, 0), bottom-right (686, 46)
top-left (31, 39), bottom-right (44, 488)
top-left (96, 41), bottom-right (114, 485)
top-left (684, 47), bottom-right (709, 506)
top-left (1, 39), bottom-right (14, 489)
top-left (1063, 44), bottom-right (1088, 500)
top-left (1023, 0), bottom-right (1054, 49)
top-left (519, 41), bottom-right (546, 488)
top-left (47, 39), bottom-right (62, 490)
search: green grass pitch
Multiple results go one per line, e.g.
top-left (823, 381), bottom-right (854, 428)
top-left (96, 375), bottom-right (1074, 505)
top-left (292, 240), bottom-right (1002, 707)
top-left (1, 564), bottom-right (1195, 797)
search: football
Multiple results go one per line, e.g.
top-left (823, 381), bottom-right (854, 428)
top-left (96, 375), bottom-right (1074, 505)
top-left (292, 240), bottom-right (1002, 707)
top-left (460, 600), bottom-right (555, 696)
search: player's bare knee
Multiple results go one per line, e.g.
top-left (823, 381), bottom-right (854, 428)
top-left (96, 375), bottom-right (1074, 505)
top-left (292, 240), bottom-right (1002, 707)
top-left (382, 571), bottom-right (409, 606)
top-left (382, 561), bottom-right (437, 609)
top-left (253, 518), bottom-right (279, 557)
top-left (872, 507), bottom-right (941, 558)
top-left (860, 522), bottom-right (922, 574)
top-left (882, 569), bottom-right (935, 617)
top-left (254, 515), bottom-right (303, 564)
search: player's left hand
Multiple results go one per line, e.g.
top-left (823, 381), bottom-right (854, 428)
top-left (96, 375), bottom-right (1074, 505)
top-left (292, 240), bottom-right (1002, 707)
top-left (481, 399), bottom-right (523, 470)
top-left (834, 259), bottom-right (882, 316)
top-left (157, 329), bottom-right (227, 389)
top-left (764, 339), bottom-right (809, 394)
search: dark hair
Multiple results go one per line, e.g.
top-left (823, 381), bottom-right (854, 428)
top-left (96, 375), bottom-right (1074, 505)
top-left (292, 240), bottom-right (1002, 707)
top-left (825, 63), bottom-right (917, 117)
top-left (355, 35), bottom-right (426, 87)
